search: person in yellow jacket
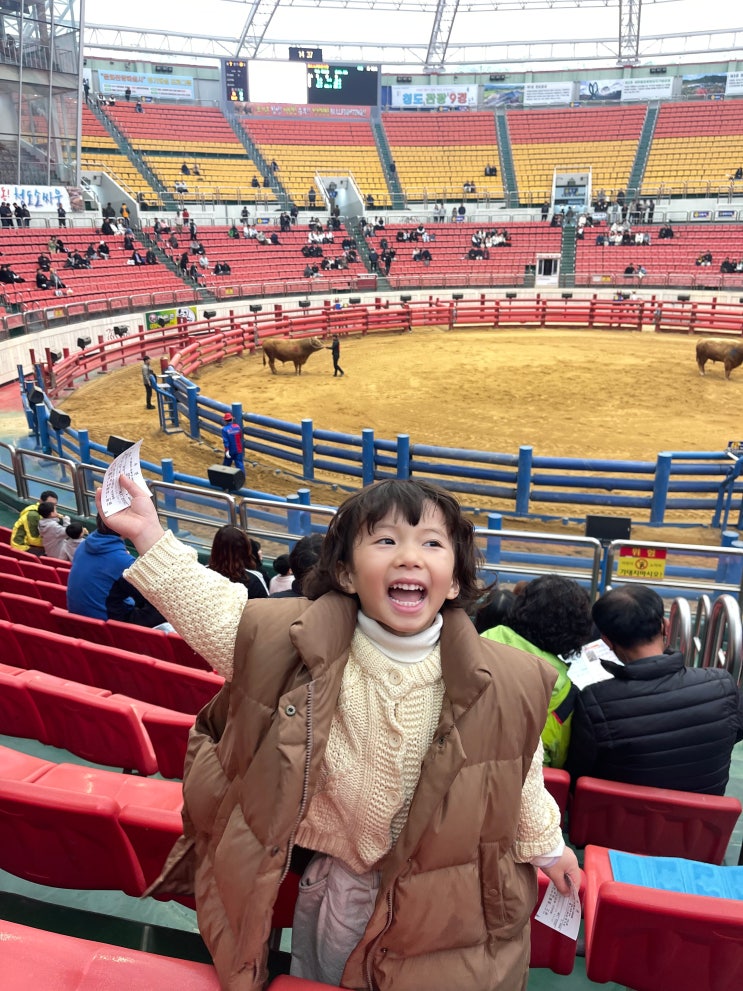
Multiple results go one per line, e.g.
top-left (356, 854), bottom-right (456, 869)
top-left (480, 575), bottom-right (593, 768)
top-left (10, 490), bottom-right (60, 555)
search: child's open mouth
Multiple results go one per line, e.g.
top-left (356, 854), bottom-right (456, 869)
top-left (388, 582), bottom-right (426, 607)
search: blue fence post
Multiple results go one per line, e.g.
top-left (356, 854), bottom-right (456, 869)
top-left (77, 429), bottom-right (91, 466)
top-left (485, 512), bottom-right (502, 567)
top-left (362, 428), bottom-right (375, 486)
top-left (301, 419), bottom-right (314, 481)
top-left (297, 487), bottom-right (312, 535)
top-left (286, 493), bottom-right (301, 538)
top-left (187, 385), bottom-right (200, 440)
top-left (397, 434), bottom-right (410, 479)
top-left (37, 404), bottom-right (51, 455)
top-left (650, 452), bottom-right (672, 525)
top-left (160, 458), bottom-right (179, 534)
top-left (715, 530), bottom-right (742, 585)
top-left (516, 446), bottom-right (532, 515)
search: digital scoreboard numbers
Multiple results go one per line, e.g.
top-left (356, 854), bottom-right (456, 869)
top-left (306, 63), bottom-right (379, 106)
top-left (224, 59), bottom-right (247, 103)
top-left (289, 46), bottom-right (323, 62)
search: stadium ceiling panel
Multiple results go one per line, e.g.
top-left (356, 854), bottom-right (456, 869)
top-left (83, 0), bottom-right (738, 69)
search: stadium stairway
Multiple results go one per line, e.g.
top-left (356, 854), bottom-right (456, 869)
top-left (560, 223), bottom-right (577, 288)
top-left (91, 102), bottom-right (173, 210)
top-left (226, 112), bottom-right (291, 209)
top-left (495, 108), bottom-right (518, 207)
top-left (346, 217), bottom-right (391, 290)
top-left (627, 102), bottom-right (660, 199)
top-left (371, 112), bottom-right (405, 210)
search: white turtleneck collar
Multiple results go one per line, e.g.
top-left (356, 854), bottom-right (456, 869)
top-left (356, 610), bottom-right (443, 664)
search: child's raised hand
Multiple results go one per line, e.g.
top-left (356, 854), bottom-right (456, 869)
top-left (95, 474), bottom-right (165, 555)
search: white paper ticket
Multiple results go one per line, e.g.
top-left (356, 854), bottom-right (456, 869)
top-left (100, 439), bottom-right (149, 517)
top-left (534, 878), bottom-right (582, 940)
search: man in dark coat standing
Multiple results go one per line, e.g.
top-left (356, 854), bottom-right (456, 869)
top-left (330, 334), bottom-right (344, 377)
top-left (566, 585), bottom-right (743, 795)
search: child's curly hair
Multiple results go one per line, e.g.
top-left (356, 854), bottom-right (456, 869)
top-left (303, 479), bottom-right (482, 610)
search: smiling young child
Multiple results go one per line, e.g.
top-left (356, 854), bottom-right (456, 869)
top-left (99, 476), bottom-right (578, 991)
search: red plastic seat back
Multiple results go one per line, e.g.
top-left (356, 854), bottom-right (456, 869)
top-left (569, 776), bottom-right (742, 864)
top-left (0, 591), bottom-right (58, 631)
top-left (543, 766), bottom-right (570, 820)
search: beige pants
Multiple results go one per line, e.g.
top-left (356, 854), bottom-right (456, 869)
top-left (290, 853), bottom-right (381, 986)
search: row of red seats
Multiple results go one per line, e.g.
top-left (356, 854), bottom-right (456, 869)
top-left (0, 654), bottom-right (191, 778)
top-left (0, 596), bottom-right (222, 712)
top-left (0, 563), bottom-right (210, 669)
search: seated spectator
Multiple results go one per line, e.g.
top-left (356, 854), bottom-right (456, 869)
top-left (198, 253), bottom-right (210, 269)
top-left (0, 263), bottom-right (24, 283)
top-left (251, 176), bottom-right (260, 189)
top-left (131, 249), bottom-right (145, 266)
top-left (208, 525), bottom-right (268, 599)
top-left (228, 223), bottom-right (239, 239)
top-left (11, 490), bottom-right (59, 555)
top-left (61, 521), bottom-right (87, 561)
top-left (734, 167), bottom-right (743, 180)
top-left (214, 261), bottom-right (231, 275)
top-left (269, 553), bottom-right (293, 596)
top-left (480, 576), bottom-right (592, 768)
top-left (255, 231), bottom-right (268, 245)
top-left (178, 251), bottom-right (189, 273)
top-left (566, 585), bottom-right (743, 794)
top-left (181, 162), bottom-right (190, 175)
top-left (624, 263), bottom-right (635, 276)
top-left (39, 500), bottom-right (70, 558)
top-left (35, 267), bottom-right (50, 289)
top-left (100, 217), bottom-right (115, 236)
top-left (145, 249), bottom-right (158, 265)
top-left (365, 194), bottom-right (375, 209)
top-left (472, 587), bottom-right (515, 635)
top-left (123, 232), bottom-right (135, 252)
top-left (174, 181), bottom-right (188, 194)
top-left (636, 264), bottom-right (647, 281)
top-left (97, 240), bottom-right (110, 258)
top-left (658, 224), bottom-right (674, 239)
top-left (271, 533), bottom-right (323, 598)
top-left (168, 232), bottom-right (179, 250)
top-left (269, 232), bottom-right (280, 245)
top-left (192, 163), bottom-right (201, 176)
top-left (66, 513), bottom-right (135, 619)
top-left (106, 576), bottom-right (171, 628)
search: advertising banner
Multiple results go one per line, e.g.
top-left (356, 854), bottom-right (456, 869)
top-left (145, 306), bottom-right (197, 331)
top-left (523, 82), bottom-right (575, 106)
top-left (578, 78), bottom-right (623, 101)
top-left (0, 184), bottom-right (70, 211)
top-left (246, 102), bottom-right (370, 118)
top-left (621, 77), bottom-right (674, 101)
top-left (682, 72), bottom-right (727, 99)
top-left (482, 83), bottom-right (524, 108)
top-left (390, 84), bottom-right (478, 108)
top-left (726, 72), bottom-right (743, 96)
top-left (99, 70), bottom-right (194, 100)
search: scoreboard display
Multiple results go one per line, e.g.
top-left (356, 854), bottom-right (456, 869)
top-left (306, 63), bottom-right (379, 106)
top-left (224, 59), bottom-right (248, 102)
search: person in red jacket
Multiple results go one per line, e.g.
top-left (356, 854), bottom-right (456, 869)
top-left (221, 412), bottom-right (244, 472)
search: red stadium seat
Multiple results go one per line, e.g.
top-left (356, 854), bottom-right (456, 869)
top-left (0, 919), bottom-right (220, 991)
top-left (139, 704), bottom-right (194, 779)
top-left (269, 980), bottom-right (339, 990)
top-left (51, 607), bottom-right (116, 646)
top-left (0, 665), bottom-right (48, 742)
top-left (0, 743), bottom-right (55, 781)
top-left (35, 579), bottom-right (69, 608)
top-left (0, 591), bottom-right (58, 630)
top-left (569, 776), bottom-right (742, 864)
top-left (25, 674), bottom-right (159, 775)
top-left (0, 778), bottom-right (147, 894)
top-left (0, 619), bottom-right (26, 666)
top-left (583, 844), bottom-right (743, 991)
top-left (105, 617), bottom-right (177, 662)
top-left (16, 558), bottom-right (61, 584)
top-left (0, 554), bottom-right (23, 576)
top-left (0, 572), bottom-right (41, 597)
top-left (10, 625), bottom-right (94, 684)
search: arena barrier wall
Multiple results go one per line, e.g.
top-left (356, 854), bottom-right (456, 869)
top-left (24, 295), bottom-right (743, 529)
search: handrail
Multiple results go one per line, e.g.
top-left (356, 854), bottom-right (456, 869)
top-left (691, 594), bottom-right (712, 667)
top-left (668, 597), bottom-right (693, 663)
top-left (701, 594), bottom-right (743, 685)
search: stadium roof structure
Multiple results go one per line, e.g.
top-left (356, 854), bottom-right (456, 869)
top-left (83, 0), bottom-right (743, 74)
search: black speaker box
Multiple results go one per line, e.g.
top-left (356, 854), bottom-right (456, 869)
top-left (48, 408), bottom-right (71, 431)
top-left (208, 464), bottom-right (245, 492)
top-left (107, 435), bottom-right (135, 457)
top-left (27, 387), bottom-right (44, 405)
top-left (585, 515), bottom-right (632, 543)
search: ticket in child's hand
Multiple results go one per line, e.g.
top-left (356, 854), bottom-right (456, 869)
top-left (534, 878), bottom-right (582, 940)
top-left (100, 439), bottom-right (149, 517)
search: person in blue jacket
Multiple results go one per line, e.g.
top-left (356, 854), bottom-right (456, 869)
top-left (66, 514), bottom-right (135, 619)
top-left (221, 412), bottom-right (244, 473)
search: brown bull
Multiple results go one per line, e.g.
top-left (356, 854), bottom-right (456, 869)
top-left (262, 336), bottom-right (325, 375)
top-left (696, 338), bottom-right (743, 380)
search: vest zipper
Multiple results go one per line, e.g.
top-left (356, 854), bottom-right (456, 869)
top-left (279, 680), bottom-right (314, 885)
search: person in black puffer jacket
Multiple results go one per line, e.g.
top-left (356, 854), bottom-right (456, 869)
top-left (565, 584), bottom-right (743, 795)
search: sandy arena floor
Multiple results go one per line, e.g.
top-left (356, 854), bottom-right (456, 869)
top-left (58, 325), bottom-right (741, 541)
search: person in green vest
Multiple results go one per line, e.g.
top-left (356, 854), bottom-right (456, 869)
top-left (10, 489), bottom-right (60, 555)
top-left (479, 575), bottom-right (593, 768)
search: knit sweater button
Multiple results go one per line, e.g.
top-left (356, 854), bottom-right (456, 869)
top-left (387, 668), bottom-right (402, 686)
top-left (389, 733), bottom-right (401, 749)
